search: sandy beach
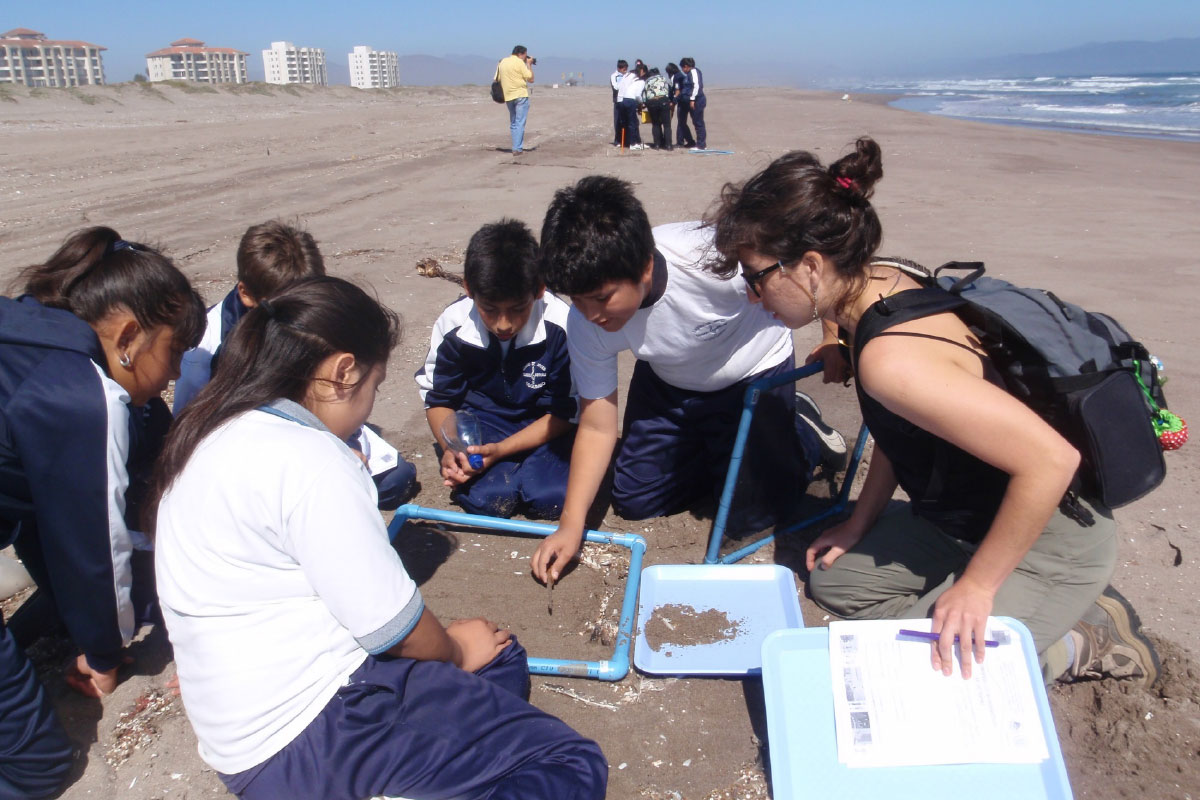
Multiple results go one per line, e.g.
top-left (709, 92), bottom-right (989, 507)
top-left (1, 80), bottom-right (1197, 799)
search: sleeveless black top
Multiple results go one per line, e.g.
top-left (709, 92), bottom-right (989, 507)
top-left (849, 294), bottom-right (1010, 544)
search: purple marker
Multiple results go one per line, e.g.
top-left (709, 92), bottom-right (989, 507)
top-left (897, 629), bottom-right (1003, 648)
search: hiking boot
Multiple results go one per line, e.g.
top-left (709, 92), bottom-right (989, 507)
top-left (794, 391), bottom-right (848, 472)
top-left (1067, 586), bottom-right (1161, 686)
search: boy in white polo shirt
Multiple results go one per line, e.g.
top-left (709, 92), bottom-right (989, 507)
top-left (531, 175), bottom-right (842, 584)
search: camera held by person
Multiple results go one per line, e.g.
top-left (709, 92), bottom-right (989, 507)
top-left (526, 55), bottom-right (537, 66)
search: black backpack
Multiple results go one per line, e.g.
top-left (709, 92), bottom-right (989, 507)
top-left (642, 74), bottom-right (670, 104)
top-left (855, 258), bottom-right (1176, 518)
top-left (490, 63), bottom-right (505, 103)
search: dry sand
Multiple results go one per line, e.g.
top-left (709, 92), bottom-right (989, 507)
top-left (0, 80), bottom-right (1198, 799)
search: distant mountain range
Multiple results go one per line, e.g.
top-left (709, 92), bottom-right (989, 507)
top-left (905, 37), bottom-right (1200, 79)
top-left (316, 38), bottom-right (1200, 88)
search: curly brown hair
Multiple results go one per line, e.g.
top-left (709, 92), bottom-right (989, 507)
top-left (705, 137), bottom-right (884, 315)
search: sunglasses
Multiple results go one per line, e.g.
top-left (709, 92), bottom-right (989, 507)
top-left (741, 260), bottom-right (785, 298)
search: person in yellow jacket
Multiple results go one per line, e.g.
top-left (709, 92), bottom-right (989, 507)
top-left (497, 45), bottom-right (535, 155)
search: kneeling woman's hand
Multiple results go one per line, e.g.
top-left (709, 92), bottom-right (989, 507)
top-left (447, 618), bottom-right (513, 673)
top-left (805, 518), bottom-right (869, 572)
top-left (930, 576), bottom-right (995, 679)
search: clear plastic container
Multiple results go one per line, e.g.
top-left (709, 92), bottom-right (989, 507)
top-left (440, 410), bottom-right (485, 469)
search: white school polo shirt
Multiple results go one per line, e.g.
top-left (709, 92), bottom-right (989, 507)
top-left (155, 409), bottom-right (422, 774)
top-left (568, 222), bottom-right (794, 399)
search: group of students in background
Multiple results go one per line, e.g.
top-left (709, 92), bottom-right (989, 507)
top-left (1, 135), bottom-right (1160, 800)
top-left (610, 57), bottom-right (706, 151)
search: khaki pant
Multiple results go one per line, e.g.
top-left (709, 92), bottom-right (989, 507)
top-left (808, 498), bottom-right (1116, 682)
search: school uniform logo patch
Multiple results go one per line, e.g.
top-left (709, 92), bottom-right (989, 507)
top-left (692, 319), bottom-right (730, 340)
top-left (523, 361), bottom-right (547, 389)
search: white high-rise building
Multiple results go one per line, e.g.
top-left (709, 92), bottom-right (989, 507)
top-left (263, 41), bottom-right (327, 86)
top-left (146, 38), bottom-right (248, 84)
top-left (348, 45), bottom-right (398, 89)
top-left (0, 28), bottom-right (106, 87)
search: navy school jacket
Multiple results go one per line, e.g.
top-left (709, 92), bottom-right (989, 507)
top-left (415, 293), bottom-right (578, 426)
top-left (173, 288), bottom-right (249, 413)
top-left (0, 296), bottom-right (135, 671)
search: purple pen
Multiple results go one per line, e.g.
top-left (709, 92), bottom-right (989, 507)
top-left (897, 629), bottom-right (1002, 648)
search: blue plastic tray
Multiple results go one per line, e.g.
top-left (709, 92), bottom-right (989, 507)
top-left (760, 620), bottom-right (1072, 799)
top-left (634, 564), bottom-right (803, 675)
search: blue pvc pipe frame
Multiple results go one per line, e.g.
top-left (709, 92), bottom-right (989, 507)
top-left (387, 505), bottom-right (646, 681)
top-left (705, 361), bottom-right (870, 565)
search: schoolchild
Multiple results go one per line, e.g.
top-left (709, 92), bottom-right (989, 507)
top-left (642, 67), bottom-right (672, 150)
top-left (609, 60), bottom-right (628, 146)
top-left (708, 137), bottom-right (1160, 685)
top-left (153, 276), bottom-right (606, 800)
top-left (415, 219), bottom-right (577, 519)
top-left (173, 220), bottom-right (416, 509)
top-left (0, 226), bottom-right (205, 798)
top-left (664, 62), bottom-right (683, 144)
top-left (530, 175), bottom-right (842, 585)
top-left (679, 57), bottom-right (706, 150)
top-left (617, 63), bottom-right (646, 150)
top-left (673, 62), bottom-right (695, 149)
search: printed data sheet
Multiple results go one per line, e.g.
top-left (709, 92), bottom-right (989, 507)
top-left (828, 618), bottom-right (1050, 768)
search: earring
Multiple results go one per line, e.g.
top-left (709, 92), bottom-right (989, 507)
top-left (811, 286), bottom-right (820, 323)
top-left (118, 352), bottom-right (132, 368)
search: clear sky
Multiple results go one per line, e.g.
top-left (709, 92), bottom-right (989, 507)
top-left (9, 0), bottom-right (1200, 82)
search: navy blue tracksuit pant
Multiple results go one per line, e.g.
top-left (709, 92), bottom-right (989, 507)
top-left (612, 356), bottom-right (817, 536)
top-left (690, 94), bottom-right (707, 149)
top-left (451, 411), bottom-right (574, 520)
top-left (0, 617), bottom-right (74, 800)
top-left (619, 98), bottom-right (642, 146)
top-left (675, 99), bottom-right (696, 147)
top-left (646, 100), bottom-right (670, 148)
top-left (221, 638), bottom-right (606, 800)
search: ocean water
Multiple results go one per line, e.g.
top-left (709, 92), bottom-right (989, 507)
top-left (858, 73), bottom-right (1200, 141)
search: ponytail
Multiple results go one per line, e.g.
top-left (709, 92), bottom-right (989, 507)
top-left (18, 226), bottom-right (205, 349)
top-left (705, 136), bottom-right (885, 314)
top-left (827, 136), bottom-right (883, 201)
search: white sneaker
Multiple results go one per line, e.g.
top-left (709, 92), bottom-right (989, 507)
top-left (631, 143), bottom-right (646, 150)
top-left (795, 391), bottom-right (848, 471)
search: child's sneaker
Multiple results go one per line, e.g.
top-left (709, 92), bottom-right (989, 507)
top-left (794, 391), bottom-right (847, 472)
top-left (1066, 586), bottom-right (1161, 686)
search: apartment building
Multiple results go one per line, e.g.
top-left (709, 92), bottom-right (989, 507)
top-left (146, 38), bottom-right (248, 84)
top-left (0, 28), bottom-right (105, 87)
top-left (349, 45), bottom-right (399, 89)
top-left (263, 41), bottom-right (327, 86)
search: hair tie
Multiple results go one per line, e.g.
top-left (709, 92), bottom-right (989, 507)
top-left (258, 298), bottom-right (276, 319)
top-left (835, 176), bottom-right (855, 190)
top-left (108, 239), bottom-right (134, 255)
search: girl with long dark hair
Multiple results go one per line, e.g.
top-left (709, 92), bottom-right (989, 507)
top-left (152, 276), bottom-right (606, 800)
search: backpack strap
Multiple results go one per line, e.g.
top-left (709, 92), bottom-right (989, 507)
top-left (932, 261), bottom-right (986, 293)
top-left (849, 286), bottom-right (971, 519)
top-left (851, 286), bottom-right (968, 367)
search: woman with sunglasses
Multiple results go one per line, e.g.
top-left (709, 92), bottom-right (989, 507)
top-left (704, 137), bottom-right (1159, 686)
